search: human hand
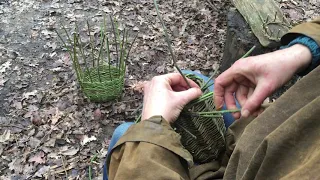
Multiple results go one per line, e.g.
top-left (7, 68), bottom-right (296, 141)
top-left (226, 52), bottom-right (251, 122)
top-left (214, 44), bottom-right (312, 119)
top-left (141, 73), bottom-right (202, 123)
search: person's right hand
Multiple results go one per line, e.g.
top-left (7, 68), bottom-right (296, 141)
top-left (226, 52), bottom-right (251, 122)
top-left (214, 44), bottom-right (312, 119)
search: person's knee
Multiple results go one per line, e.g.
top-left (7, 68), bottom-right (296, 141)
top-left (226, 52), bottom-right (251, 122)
top-left (112, 122), bottom-right (134, 139)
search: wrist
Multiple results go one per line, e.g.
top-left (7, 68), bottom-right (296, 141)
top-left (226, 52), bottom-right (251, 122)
top-left (282, 44), bottom-right (312, 73)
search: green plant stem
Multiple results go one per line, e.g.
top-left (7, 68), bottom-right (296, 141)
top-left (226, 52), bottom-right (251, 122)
top-left (153, 0), bottom-right (191, 88)
top-left (201, 67), bottom-right (218, 91)
top-left (87, 20), bottom-right (96, 68)
top-left (241, 45), bottom-right (256, 59)
top-left (97, 32), bottom-right (106, 82)
top-left (110, 14), bottom-right (119, 69)
top-left (60, 25), bottom-right (82, 80)
top-left (124, 32), bottom-right (138, 76)
top-left (119, 28), bottom-right (126, 74)
top-left (106, 37), bottom-right (112, 80)
top-left (73, 33), bottom-right (82, 80)
top-left (75, 23), bottom-right (92, 82)
top-left (134, 113), bottom-right (142, 123)
top-left (192, 109), bottom-right (241, 115)
top-left (88, 153), bottom-right (98, 180)
top-left (56, 28), bottom-right (80, 81)
top-left (73, 33), bottom-right (83, 80)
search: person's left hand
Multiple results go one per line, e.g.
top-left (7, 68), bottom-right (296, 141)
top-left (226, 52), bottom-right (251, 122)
top-left (141, 73), bottom-right (202, 123)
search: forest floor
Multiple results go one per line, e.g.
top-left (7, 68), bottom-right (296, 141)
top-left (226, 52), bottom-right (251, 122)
top-left (0, 0), bottom-right (319, 179)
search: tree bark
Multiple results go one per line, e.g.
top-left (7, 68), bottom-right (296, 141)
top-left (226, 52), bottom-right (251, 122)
top-left (221, 8), bottom-right (273, 72)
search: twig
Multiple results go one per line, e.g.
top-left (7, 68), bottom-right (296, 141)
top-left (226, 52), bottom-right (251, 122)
top-left (0, 124), bottom-right (27, 130)
top-left (61, 155), bottom-right (68, 179)
top-left (153, 0), bottom-right (191, 88)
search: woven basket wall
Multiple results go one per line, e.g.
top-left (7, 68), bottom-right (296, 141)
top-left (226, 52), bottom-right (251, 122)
top-left (79, 65), bottom-right (124, 102)
top-left (174, 75), bottom-right (226, 164)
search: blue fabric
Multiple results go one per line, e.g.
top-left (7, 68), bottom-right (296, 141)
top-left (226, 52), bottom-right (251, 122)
top-left (280, 35), bottom-right (320, 76)
top-left (103, 122), bottom-right (135, 180)
top-left (103, 70), bottom-right (240, 180)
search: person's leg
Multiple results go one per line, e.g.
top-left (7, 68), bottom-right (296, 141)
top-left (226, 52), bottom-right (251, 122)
top-left (181, 70), bottom-right (240, 127)
top-left (103, 122), bottom-right (134, 180)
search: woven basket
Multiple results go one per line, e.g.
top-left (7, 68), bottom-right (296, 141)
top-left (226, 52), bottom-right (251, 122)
top-left (174, 74), bottom-right (226, 164)
top-left (79, 65), bottom-right (125, 102)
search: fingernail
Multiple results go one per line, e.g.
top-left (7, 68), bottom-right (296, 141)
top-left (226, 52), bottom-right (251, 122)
top-left (241, 109), bottom-right (250, 118)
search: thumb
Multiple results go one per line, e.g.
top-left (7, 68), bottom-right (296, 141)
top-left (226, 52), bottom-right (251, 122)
top-left (242, 83), bottom-right (273, 117)
top-left (176, 88), bottom-right (202, 105)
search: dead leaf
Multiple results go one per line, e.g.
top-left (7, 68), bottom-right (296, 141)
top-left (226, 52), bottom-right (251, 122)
top-left (81, 135), bottom-right (97, 146)
top-left (0, 130), bottom-right (10, 143)
top-left (0, 61), bottom-right (11, 73)
top-left (34, 165), bottom-right (50, 178)
top-left (51, 108), bottom-right (62, 125)
top-left (31, 111), bottom-right (43, 126)
top-left (22, 90), bottom-right (38, 99)
top-left (60, 146), bottom-right (79, 156)
top-left (8, 158), bottom-right (23, 173)
top-left (29, 151), bottom-right (46, 164)
top-left (94, 108), bottom-right (102, 120)
top-left (130, 81), bottom-right (147, 93)
top-left (156, 64), bottom-right (165, 73)
top-left (28, 137), bottom-right (41, 148)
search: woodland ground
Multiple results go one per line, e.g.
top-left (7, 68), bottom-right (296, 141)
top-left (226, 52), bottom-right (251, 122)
top-left (0, 0), bottom-right (319, 179)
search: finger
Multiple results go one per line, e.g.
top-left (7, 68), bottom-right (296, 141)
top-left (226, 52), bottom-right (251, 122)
top-left (242, 82), bottom-right (274, 118)
top-left (214, 72), bottom-right (236, 109)
top-left (176, 87), bottom-right (202, 105)
top-left (235, 85), bottom-right (249, 107)
top-left (162, 73), bottom-right (200, 88)
top-left (224, 82), bottom-right (241, 119)
top-left (172, 85), bottom-right (188, 92)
